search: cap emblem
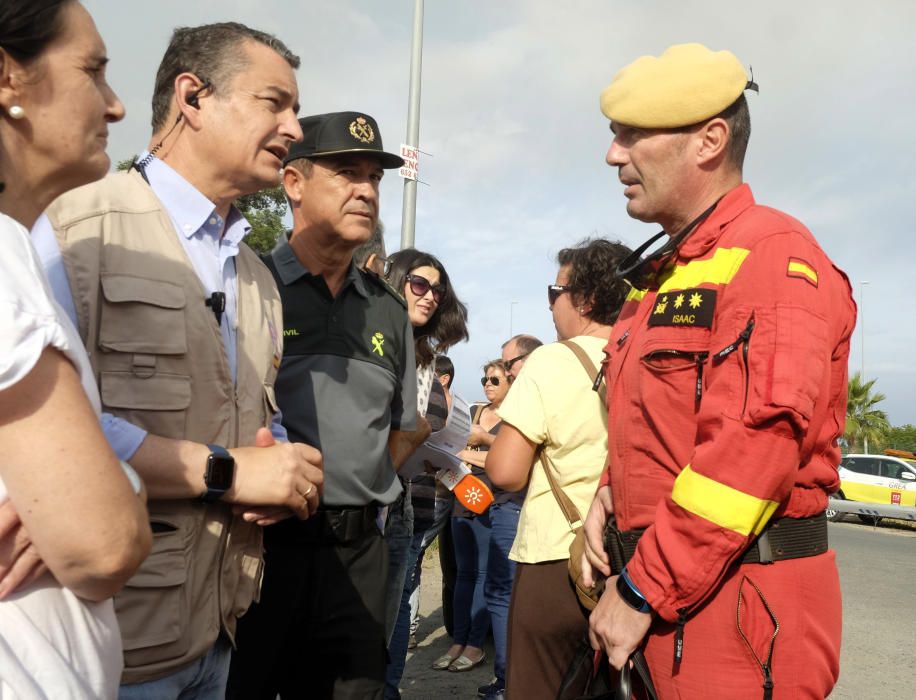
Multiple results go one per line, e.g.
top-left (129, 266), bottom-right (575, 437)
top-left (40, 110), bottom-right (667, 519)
top-left (349, 116), bottom-right (375, 144)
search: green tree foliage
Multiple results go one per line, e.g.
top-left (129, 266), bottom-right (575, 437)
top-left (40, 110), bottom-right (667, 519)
top-left (844, 372), bottom-right (890, 452)
top-left (116, 156), bottom-right (137, 172)
top-left (235, 186), bottom-right (288, 255)
top-left (881, 424), bottom-right (916, 453)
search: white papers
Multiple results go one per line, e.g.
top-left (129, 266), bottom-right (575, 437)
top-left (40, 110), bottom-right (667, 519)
top-left (400, 393), bottom-right (472, 483)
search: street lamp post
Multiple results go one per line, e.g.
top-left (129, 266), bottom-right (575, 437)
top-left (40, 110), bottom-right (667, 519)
top-left (860, 281), bottom-right (869, 453)
top-left (399, 0), bottom-right (424, 250)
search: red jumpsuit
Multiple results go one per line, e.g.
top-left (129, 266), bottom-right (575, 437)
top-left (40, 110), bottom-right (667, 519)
top-left (601, 184), bottom-right (855, 698)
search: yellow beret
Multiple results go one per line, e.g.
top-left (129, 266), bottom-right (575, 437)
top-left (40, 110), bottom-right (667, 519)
top-left (600, 43), bottom-right (752, 128)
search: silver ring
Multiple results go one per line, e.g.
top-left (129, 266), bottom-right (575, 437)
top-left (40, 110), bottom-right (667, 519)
top-left (304, 485), bottom-right (313, 498)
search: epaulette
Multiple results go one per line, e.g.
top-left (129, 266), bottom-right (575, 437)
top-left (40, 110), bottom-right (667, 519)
top-left (362, 267), bottom-right (407, 308)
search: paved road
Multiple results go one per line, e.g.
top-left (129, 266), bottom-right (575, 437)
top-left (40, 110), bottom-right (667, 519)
top-left (403, 520), bottom-right (916, 698)
top-left (830, 520), bottom-right (916, 699)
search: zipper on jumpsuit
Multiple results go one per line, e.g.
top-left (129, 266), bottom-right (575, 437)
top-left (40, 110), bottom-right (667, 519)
top-left (713, 316), bottom-right (755, 414)
top-left (672, 317), bottom-right (758, 670)
top-left (736, 575), bottom-right (779, 700)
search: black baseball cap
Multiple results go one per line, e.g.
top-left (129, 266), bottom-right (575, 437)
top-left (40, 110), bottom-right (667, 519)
top-left (283, 111), bottom-right (404, 169)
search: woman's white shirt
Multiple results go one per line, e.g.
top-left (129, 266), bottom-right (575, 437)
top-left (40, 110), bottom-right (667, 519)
top-left (0, 213), bottom-right (122, 699)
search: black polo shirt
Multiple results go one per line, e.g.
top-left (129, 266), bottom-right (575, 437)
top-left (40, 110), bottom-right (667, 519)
top-left (264, 235), bottom-right (417, 506)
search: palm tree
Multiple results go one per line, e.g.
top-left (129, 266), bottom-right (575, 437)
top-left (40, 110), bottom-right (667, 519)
top-left (844, 372), bottom-right (890, 453)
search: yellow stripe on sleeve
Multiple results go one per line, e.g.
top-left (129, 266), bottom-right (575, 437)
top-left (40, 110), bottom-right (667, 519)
top-left (658, 247), bottom-right (750, 293)
top-left (671, 465), bottom-right (780, 537)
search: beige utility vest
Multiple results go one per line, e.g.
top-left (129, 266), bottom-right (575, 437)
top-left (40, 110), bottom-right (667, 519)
top-left (46, 171), bottom-right (283, 683)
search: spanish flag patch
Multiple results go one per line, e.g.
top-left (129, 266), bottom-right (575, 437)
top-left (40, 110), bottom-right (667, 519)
top-left (786, 257), bottom-right (818, 287)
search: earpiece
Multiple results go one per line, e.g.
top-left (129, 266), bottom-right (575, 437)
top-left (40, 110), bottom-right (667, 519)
top-left (185, 79), bottom-right (212, 110)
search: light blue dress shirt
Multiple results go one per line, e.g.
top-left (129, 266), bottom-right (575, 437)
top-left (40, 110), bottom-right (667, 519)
top-left (32, 154), bottom-right (287, 460)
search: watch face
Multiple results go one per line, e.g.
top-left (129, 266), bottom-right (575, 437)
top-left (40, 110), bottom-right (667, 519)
top-left (206, 454), bottom-right (235, 491)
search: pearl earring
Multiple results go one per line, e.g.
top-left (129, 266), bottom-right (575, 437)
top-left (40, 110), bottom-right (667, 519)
top-left (8, 105), bottom-right (25, 120)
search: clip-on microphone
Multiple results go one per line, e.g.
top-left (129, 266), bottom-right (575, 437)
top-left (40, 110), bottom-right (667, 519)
top-left (206, 291), bottom-right (226, 326)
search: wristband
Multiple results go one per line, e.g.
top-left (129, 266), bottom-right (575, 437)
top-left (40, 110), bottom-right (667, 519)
top-left (617, 567), bottom-right (653, 614)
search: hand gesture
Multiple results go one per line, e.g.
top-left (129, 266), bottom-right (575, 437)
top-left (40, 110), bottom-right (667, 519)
top-left (228, 428), bottom-right (323, 520)
top-left (581, 484), bottom-right (614, 587)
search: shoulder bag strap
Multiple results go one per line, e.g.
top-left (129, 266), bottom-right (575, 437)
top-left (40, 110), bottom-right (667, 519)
top-left (538, 339), bottom-right (608, 530)
top-left (559, 339), bottom-right (607, 407)
top-left (539, 449), bottom-right (583, 528)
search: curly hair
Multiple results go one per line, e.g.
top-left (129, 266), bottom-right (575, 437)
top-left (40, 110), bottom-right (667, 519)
top-left (556, 238), bottom-right (633, 326)
top-left (483, 359), bottom-right (508, 378)
top-left (386, 248), bottom-right (469, 368)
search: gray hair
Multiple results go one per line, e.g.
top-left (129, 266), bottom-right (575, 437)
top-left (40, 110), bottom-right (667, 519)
top-left (151, 22), bottom-right (299, 132)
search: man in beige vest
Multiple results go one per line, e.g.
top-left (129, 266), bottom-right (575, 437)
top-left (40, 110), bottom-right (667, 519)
top-left (32, 22), bottom-right (323, 699)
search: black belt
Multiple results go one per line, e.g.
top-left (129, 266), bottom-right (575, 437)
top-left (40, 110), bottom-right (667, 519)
top-left (605, 512), bottom-right (828, 574)
top-left (266, 504), bottom-right (379, 546)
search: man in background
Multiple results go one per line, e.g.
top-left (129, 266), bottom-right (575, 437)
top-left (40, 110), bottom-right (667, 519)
top-left (500, 334), bottom-right (542, 380)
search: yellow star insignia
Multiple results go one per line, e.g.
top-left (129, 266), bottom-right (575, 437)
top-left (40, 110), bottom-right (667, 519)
top-left (673, 293), bottom-right (685, 309)
top-left (689, 292), bottom-right (703, 309)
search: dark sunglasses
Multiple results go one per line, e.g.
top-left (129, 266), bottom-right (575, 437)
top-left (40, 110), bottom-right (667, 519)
top-left (480, 376), bottom-right (503, 387)
top-left (547, 285), bottom-right (572, 306)
top-left (503, 353), bottom-right (529, 372)
top-left (406, 274), bottom-right (445, 304)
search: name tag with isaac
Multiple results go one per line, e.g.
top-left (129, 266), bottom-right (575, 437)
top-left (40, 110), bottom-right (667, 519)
top-left (647, 288), bottom-right (717, 328)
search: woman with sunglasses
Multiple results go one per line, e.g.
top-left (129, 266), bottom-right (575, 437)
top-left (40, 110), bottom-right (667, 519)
top-left (0, 2), bottom-right (152, 696)
top-left (429, 359), bottom-right (510, 677)
top-left (487, 238), bottom-right (631, 697)
top-left (380, 249), bottom-right (469, 697)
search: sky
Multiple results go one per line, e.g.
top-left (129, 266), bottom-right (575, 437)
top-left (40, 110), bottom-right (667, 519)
top-left (85, 0), bottom-right (916, 426)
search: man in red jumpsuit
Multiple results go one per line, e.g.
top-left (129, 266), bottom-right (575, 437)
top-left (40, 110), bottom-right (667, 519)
top-left (581, 43), bottom-right (855, 699)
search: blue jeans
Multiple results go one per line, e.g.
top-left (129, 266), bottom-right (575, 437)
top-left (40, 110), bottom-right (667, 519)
top-left (385, 493), bottom-right (452, 698)
top-left (451, 513), bottom-right (492, 648)
top-left (118, 639), bottom-right (230, 700)
top-left (384, 488), bottom-right (414, 643)
top-left (485, 501), bottom-right (521, 685)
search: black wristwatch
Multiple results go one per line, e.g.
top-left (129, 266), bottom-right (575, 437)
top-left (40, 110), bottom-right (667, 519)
top-left (201, 444), bottom-right (235, 502)
top-left (617, 568), bottom-right (653, 614)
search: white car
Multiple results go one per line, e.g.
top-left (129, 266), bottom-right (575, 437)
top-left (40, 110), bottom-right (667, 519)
top-left (826, 453), bottom-right (916, 522)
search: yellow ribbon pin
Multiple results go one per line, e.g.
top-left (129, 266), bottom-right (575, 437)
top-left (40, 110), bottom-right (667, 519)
top-left (372, 332), bottom-right (385, 356)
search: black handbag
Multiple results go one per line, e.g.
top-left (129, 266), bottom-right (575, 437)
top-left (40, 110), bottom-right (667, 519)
top-left (558, 641), bottom-right (657, 700)
top-left (557, 639), bottom-right (612, 700)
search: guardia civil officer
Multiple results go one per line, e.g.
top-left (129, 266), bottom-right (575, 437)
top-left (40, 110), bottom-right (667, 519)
top-left (580, 44), bottom-right (855, 698)
top-left (228, 112), bottom-right (423, 699)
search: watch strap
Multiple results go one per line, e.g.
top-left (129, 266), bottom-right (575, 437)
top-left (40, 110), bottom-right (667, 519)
top-left (201, 444), bottom-right (232, 502)
top-left (617, 567), bottom-right (653, 614)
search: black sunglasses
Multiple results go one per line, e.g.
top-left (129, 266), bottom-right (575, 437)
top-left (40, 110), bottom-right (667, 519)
top-left (547, 284), bottom-right (572, 306)
top-left (480, 376), bottom-right (503, 387)
top-left (406, 274), bottom-right (445, 304)
top-left (503, 353), bottom-right (529, 372)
